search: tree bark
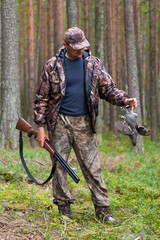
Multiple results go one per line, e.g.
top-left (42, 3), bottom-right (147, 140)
top-left (133, 0), bottom-right (146, 122)
top-left (37, 0), bottom-right (43, 86)
top-left (77, 0), bottom-right (81, 27)
top-left (123, 0), bottom-right (144, 152)
top-left (105, 0), bottom-right (112, 128)
top-left (116, 0), bottom-right (121, 88)
top-left (95, 0), bottom-right (104, 144)
top-left (28, 0), bottom-right (36, 146)
top-left (48, 0), bottom-right (53, 59)
top-left (121, 5), bottom-right (128, 92)
top-left (105, 0), bottom-right (117, 132)
top-left (67, 0), bottom-right (78, 28)
top-left (0, 3), bottom-right (2, 116)
top-left (140, 12), bottom-right (147, 124)
top-left (44, 0), bottom-right (48, 62)
top-left (54, 0), bottom-right (63, 54)
top-left (22, 0), bottom-right (28, 120)
top-left (0, 0), bottom-right (21, 149)
top-left (84, 0), bottom-right (89, 41)
top-left (111, 0), bottom-right (117, 134)
top-left (155, 0), bottom-right (159, 126)
top-left (104, 0), bottom-right (112, 127)
top-left (149, 0), bottom-right (158, 142)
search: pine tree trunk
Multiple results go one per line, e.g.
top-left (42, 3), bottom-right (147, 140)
top-left (105, 0), bottom-right (117, 132)
top-left (105, 0), bottom-right (112, 130)
top-left (140, 13), bottom-right (147, 124)
top-left (111, 0), bottom-right (117, 134)
top-left (28, 0), bottom-right (36, 146)
top-left (95, 0), bottom-right (104, 144)
top-left (116, 0), bottom-right (121, 88)
top-left (84, 0), bottom-right (89, 41)
top-left (48, 0), bottom-right (53, 59)
top-left (0, 3), bottom-right (2, 116)
top-left (22, 0), bottom-right (28, 120)
top-left (149, 0), bottom-right (158, 142)
top-left (103, 1), bottom-right (109, 126)
top-left (121, 8), bottom-right (127, 92)
top-left (155, 0), bottom-right (159, 126)
top-left (62, 0), bottom-right (65, 35)
top-left (54, 0), bottom-right (63, 54)
top-left (77, 0), bottom-right (81, 27)
top-left (0, 0), bottom-right (21, 149)
top-left (67, 0), bottom-right (78, 28)
top-left (37, 0), bottom-right (43, 87)
top-left (133, 0), bottom-right (145, 122)
top-left (44, 0), bottom-right (48, 62)
top-left (123, 0), bottom-right (144, 152)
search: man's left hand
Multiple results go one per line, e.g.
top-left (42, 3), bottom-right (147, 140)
top-left (124, 98), bottom-right (137, 109)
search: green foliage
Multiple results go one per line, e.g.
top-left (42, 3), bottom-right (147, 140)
top-left (0, 131), bottom-right (160, 239)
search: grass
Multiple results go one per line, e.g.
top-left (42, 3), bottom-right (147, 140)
top-left (0, 132), bottom-right (160, 239)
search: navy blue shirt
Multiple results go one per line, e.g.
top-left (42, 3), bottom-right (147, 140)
top-left (60, 56), bottom-right (88, 116)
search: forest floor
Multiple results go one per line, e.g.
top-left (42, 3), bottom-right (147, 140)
top-left (0, 130), bottom-right (160, 240)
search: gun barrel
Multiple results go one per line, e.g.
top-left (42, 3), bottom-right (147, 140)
top-left (45, 139), bottom-right (80, 183)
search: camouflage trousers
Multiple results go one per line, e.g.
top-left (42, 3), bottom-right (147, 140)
top-left (49, 113), bottom-right (109, 207)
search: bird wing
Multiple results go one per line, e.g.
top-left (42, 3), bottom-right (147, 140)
top-left (115, 121), bottom-right (132, 135)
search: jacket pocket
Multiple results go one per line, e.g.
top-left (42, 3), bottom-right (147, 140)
top-left (50, 72), bottom-right (60, 93)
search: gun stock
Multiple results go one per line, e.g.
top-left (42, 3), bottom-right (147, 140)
top-left (16, 118), bottom-right (38, 138)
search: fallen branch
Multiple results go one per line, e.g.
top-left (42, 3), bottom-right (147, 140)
top-left (74, 211), bottom-right (104, 225)
top-left (122, 213), bottom-right (150, 225)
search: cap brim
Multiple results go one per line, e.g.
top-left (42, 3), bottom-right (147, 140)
top-left (69, 39), bottom-right (90, 50)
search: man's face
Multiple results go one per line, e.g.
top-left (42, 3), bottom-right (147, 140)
top-left (64, 42), bottom-right (85, 60)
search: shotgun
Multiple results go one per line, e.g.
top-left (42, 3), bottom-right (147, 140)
top-left (16, 118), bottom-right (80, 184)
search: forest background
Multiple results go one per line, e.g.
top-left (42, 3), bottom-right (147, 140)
top-left (0, 0), bottom-right (160, 150)
top-left (0, 0), bottom-right (160, 239)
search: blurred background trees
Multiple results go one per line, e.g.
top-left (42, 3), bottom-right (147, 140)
top-left (0, 0), bottom-right (159, 150)
top-left (0, 0), bottom-right (20, 148)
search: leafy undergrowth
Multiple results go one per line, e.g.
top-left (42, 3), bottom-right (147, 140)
top-left (0, 132), bottom-right (160, 239)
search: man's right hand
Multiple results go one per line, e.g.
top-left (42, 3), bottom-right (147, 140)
top-left (37, 127), bottom-right (49, 148)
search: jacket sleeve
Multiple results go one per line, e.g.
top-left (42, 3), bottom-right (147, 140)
top-left (98, 61), bottom-right (128, 105)
top-left (34, 61), bottom-right (52, 127)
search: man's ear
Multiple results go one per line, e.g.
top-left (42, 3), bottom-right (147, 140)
top-left (63, 41), bottom-right (67, 48)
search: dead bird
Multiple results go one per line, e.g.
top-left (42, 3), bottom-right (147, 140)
top-left (115, 106), bottom-right (154, 146)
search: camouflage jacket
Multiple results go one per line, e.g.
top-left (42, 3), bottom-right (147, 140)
top-left (34, 47), bottom-right (128, 134)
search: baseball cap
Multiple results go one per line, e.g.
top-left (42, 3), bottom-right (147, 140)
top-left (64, 27), bottom-right (90, 50)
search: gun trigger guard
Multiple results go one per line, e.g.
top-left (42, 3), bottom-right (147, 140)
top-left (28, 129), bottom-right (34, 138)
top-left (34, 136), bottom-right (37, 141)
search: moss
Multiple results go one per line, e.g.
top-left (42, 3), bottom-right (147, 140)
top-left (0, 131), bottom-right (160, 239)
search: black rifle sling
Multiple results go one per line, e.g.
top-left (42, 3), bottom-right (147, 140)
top-left (19, 131), bottom-right (57, 185)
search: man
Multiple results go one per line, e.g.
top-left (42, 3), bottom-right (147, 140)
top-left (34, 27), bottom-right (137, 223)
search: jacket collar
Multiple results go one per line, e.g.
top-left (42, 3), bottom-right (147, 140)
top-left (56, 46), bottom-right (91, 59)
